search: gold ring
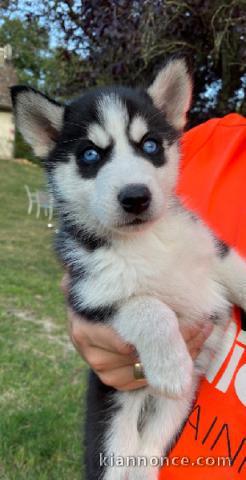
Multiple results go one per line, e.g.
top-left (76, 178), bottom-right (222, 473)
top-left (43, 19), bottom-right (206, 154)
top-left (133, 362), bottom-right (145, 380)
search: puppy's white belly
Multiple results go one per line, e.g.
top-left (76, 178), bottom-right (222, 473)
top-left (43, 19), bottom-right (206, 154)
top-left (74, 245), bottom-right (227, 323)
top-left (69, 209), bottom-right (229, 323)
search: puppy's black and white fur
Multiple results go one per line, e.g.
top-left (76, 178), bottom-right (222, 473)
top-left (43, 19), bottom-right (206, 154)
top-left (11, 59), bottom-right (246, 480)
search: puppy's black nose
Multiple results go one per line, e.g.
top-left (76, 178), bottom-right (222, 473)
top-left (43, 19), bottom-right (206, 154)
top-left (118, 184), bottom-right (151, 215)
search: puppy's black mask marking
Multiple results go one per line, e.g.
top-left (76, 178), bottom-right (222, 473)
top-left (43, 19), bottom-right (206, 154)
top-left (48, 86), bottom-right (179, 179)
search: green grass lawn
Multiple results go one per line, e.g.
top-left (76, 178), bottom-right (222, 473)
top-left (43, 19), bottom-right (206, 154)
top-left (0, 160), bottom-right (87, 480)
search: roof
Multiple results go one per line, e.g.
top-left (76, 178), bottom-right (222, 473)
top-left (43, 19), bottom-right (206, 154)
top-left (0, 62), bottom-right (17, 111)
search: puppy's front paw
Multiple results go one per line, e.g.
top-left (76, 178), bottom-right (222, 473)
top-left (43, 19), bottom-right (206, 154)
top-left (145, 344), bottom-right (194, 398)
top-left (127, 466), bottom-right (158, 480)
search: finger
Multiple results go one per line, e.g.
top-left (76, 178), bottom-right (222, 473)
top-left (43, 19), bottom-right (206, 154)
top-left (180, 319), bottom-right (213, 342)
top-left (85, 346), bottom-right (139, 372)
top-left (190, 346), bottom-right (203, 360)
top-left (68, 309), bottom-right (87, 342)
top-left (68, 309), bottom-right (135, 356)
top-left (99, 364), bottom-right (146, 390)
top-left (180, 322), bottom-right (205, 342)
top-left (189, 323), bottom-right (214, 359)
top-left (88, 324), bottom-right (135, 355)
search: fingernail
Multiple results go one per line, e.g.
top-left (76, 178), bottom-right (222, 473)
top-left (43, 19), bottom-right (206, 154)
top-left (120, 343), bottom-right (134, 354)
top-left (130, 347), bottom-right (138, 358)
top-left (126, 344), bottom-right (135, 352)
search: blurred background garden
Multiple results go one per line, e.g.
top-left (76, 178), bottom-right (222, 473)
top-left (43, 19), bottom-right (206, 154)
top-left (0, 1), bottom-right (245, 479)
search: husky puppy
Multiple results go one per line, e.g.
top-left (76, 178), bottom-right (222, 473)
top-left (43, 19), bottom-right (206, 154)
top-left (11, 58), bottom-right (246, 480)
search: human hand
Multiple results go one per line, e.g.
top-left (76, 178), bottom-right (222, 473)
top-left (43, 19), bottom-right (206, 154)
top-left (61, 274), bottom-right (213, 391)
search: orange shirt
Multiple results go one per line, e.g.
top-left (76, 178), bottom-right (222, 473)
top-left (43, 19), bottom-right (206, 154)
top-left (159, 114), bottom-right (246, 479)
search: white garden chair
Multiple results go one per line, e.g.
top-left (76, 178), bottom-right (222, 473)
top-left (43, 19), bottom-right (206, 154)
top-left (24, 185), bottom-right (53, 220)
top-left (24, 185), bottom-right (38, 215)
top-left (36, 190), bottom-right (53, 220)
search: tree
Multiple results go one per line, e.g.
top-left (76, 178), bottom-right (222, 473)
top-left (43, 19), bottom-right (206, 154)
top-left (0, 0), bottom-right (245, 125)
top-left (0, 17), bottom-right (49, 88)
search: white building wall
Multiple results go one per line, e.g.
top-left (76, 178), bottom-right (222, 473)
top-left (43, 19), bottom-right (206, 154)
top-left (0, 110), bottom-right (15, 160)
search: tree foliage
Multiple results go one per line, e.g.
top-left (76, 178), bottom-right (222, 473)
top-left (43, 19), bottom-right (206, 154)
top-left (0, 0), bottom-right (245, 125)
top-left (0, 17), bottom-right (49, 88)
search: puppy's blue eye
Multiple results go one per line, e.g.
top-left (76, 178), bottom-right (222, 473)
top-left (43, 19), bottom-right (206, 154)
top-left (81, 148), bottom-right (100, 164)
top-left (142, 139), bottom-right (159, 154)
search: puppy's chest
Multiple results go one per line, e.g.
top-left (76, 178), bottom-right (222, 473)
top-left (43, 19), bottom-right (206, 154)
top-left (73, 219), bottom-right (225, 320)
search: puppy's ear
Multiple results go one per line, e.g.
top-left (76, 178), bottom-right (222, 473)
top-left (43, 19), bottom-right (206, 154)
top-left (148, 58), bottom-right (192, 130)
top-left (11, 86), bottom-right (64, 158)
